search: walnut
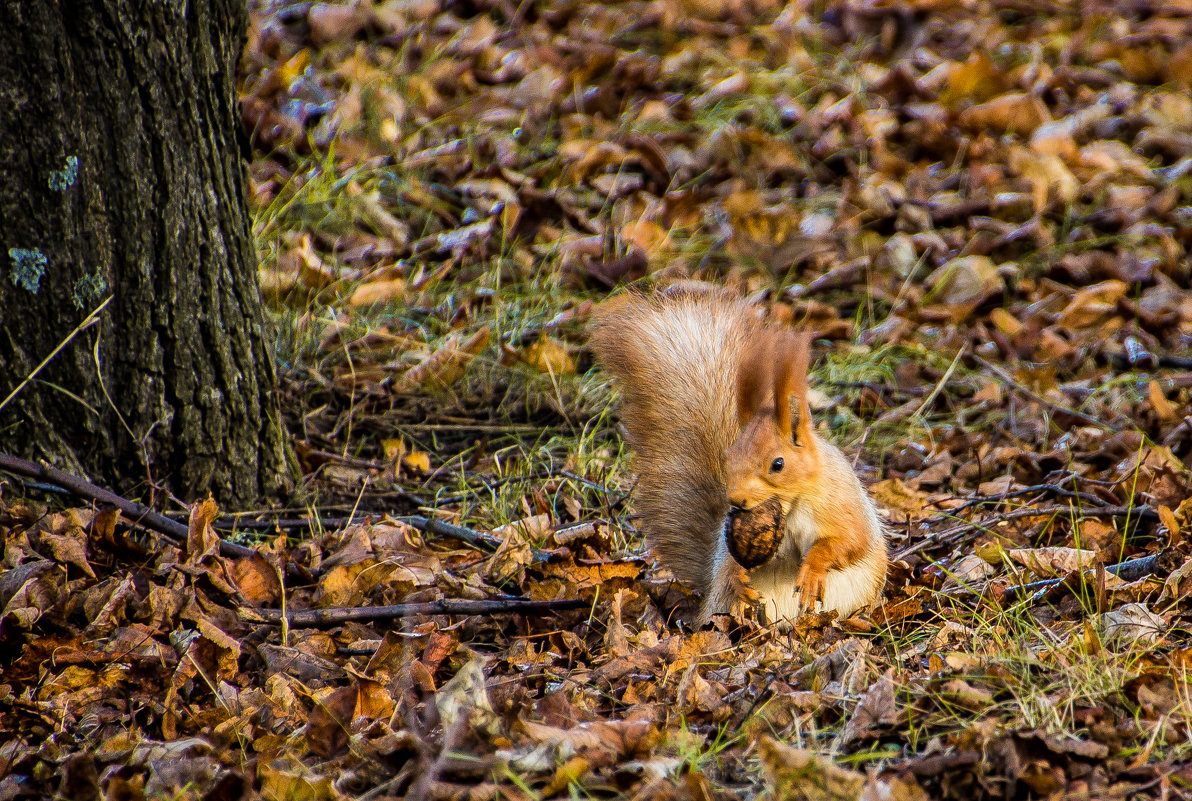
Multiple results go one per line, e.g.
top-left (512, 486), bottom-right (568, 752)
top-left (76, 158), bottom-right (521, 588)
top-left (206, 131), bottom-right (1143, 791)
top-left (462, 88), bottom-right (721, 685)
top-left (725, 497), bottom-right (785, 569)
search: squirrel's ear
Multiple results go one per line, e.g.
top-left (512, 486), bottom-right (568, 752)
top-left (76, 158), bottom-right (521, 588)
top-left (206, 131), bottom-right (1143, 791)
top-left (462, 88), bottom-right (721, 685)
top-left (776, 332), bottom-right (814, 446)
top-left (736, 334), bottom-right (770, 426)
top-left (773, 336), bottom-right (795, 439)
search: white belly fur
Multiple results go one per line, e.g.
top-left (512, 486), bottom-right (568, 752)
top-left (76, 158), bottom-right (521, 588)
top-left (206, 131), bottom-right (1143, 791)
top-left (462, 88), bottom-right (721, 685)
top-left (751, 549), bottom-right (886, 621)
top-left (746, 492), bottom-right (887, 622)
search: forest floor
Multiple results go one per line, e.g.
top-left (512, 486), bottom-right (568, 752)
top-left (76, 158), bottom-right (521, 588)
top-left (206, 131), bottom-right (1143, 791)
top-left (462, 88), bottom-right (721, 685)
top-left (5, 0), bottom-right (1192, 798)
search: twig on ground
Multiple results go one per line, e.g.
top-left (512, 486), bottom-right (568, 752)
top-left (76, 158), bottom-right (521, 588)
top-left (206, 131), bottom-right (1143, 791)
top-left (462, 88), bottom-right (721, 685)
top-left (940, 553), bottom-right (1163, 605)
top-left (210, 515), bottom-right (377, 532)
top-left (971, 354), bottom-right (1117, 431)
top-left (404, 514), bottom-right (505, 551)
top-left (912, 345), bottom-right (966, 419)
top-left (1105, 351), bottom-right (1192, 371)
top-left (894, 503), bottom-right (1157, 560)
top-left (822, 380), bottom-right (931, 398)
top-left (785, 259), bottom-right (866, 299)
top-left (246, 597), bottom-right (588, 627)
top-left (932, 477), bottom-right (1114, 515)
top-left (405, 515), bottom-right (561, 563)
top-left (0, 452), bottom-right (255, 560)
top-left (1013, 552), bottom-right (1162, 603)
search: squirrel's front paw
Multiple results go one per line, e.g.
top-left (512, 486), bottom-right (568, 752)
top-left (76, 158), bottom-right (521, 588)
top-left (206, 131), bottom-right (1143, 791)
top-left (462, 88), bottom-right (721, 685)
top-left (795, 565), bottom-right (826, 613)
top-left (729, 567), bottom-right (762, 617)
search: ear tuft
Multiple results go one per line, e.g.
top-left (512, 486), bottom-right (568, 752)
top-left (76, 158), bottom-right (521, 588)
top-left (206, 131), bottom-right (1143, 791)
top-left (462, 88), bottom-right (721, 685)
top-left (772, 335), bottom-right (794, 438)
top-left (776, 332), bottom-right (814, 445)
top-left (736, 330), bottom-right (775, 426)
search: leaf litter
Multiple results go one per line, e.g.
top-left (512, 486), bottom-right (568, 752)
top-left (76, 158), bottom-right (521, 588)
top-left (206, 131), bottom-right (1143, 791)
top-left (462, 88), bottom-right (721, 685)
top-left (5, 0), bottom-right (1192, 798)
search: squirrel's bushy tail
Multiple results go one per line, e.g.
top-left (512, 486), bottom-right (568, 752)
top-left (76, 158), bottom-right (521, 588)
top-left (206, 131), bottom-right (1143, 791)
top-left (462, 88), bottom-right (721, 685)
top-left (589, 290), bottom-right (763, 591)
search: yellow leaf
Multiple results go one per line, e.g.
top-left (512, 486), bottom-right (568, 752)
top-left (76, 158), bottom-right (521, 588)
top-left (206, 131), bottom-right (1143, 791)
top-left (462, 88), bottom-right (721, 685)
top-left (942, 53), bottom-right (1008, 105)
top-left (1009, 148), bottom-right (1078, 212)
top-left (1150, 381), bottom-right (1177, 423)
top-left (500, 201), bottom-right (521, 238)
top-left (402, 451), bottom-right (430, 474)
top-left (960, 93), bottom-right (1050, 135)
top-left (723, 189), bottom-right (764, 217)
top-left (1057, 280), bottom-right (1128, 329)
top-left (547, 756), bottom-right (592, 795)
top-left (621, 219), bottom-right (668, 255)
top-left (294, 235), bottom-right (337, 290)
top-left (989, 307), bottom-right (1023, 336)
top-left (399, 327), bottom-right (491, 390)
top-left (277, 48), bottom-right (311, 86)
top-left (349, 278), bottom-right (405, 306)
top-left (976, 541), bottom-right (1005, 564)
top-left (381, 438), bottom-right (405, 464)
top-left (521, 338), bottom-right (575, 376)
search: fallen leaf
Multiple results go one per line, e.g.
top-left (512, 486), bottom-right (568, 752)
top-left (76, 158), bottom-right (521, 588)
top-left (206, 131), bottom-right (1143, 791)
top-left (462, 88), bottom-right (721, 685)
top-left (960, 93), bottom-right (1050, 135)
top-left (841, 669), bottom-right (899, 745)
top-left (927, 255), bottom-right (1005, 306)
top-left (1101, 603), bottom-right (1164, 645)
top-left (1006, 547), bottom-right (1098, 578)
top-left (759, 736), bottom-right (867, 800)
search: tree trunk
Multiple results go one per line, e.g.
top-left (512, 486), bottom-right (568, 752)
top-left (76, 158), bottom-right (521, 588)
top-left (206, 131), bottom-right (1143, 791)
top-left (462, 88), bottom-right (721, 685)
top-left (0, 0), bottom-right (293, 508)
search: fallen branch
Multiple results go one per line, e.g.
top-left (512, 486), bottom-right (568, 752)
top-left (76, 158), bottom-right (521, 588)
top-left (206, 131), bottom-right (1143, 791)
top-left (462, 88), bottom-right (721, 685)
top-left (785, 259), bottom-right (866, 299)
top-left (931, 476), bottom-right (1113, 516)
top-left (939, 553), bottom-right (1164, 605)
top-left (971, 354), bottom-right (1117, 431)
top-left (894, 503), bottom-right (1157, 561)
top-left (0, 452), bottom-right (256, 560)
top-left (405, 514), bottom-right (506, 551)
top-left (405, 515), bottom-right (563, 563)
top-left (209, 514), bottom-right (379, 533)
top-left (245, 597), bottom-right (588, 627)
top-left (1008, 553), bottom-right (1162, 604)
top-left (1105, 351), bottom-right (1192, 371)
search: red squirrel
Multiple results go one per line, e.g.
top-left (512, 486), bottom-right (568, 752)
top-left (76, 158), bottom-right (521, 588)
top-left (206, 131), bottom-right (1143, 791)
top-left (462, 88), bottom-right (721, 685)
top-left (590, 289), bottom-right (888, 625)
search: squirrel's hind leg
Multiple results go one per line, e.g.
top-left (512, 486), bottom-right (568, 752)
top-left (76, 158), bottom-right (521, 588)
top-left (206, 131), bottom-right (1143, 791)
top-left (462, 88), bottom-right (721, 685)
top-left (698, 533), bottom-right (762, 625)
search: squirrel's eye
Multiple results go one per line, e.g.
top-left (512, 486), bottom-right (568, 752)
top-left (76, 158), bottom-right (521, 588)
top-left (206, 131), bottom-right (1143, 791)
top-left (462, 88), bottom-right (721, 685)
top-left (770, 457), bottom-right (784, 473)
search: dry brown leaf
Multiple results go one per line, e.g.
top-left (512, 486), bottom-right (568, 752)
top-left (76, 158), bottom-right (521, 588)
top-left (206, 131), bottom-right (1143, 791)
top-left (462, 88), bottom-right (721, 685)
top-left (349, 278), bottom-right (405, 306)
top-left (841, 669), bottom-right (899, 745)
top-left (1010, 147), bottom-right (1079, 211)
top-left (1149, 381), bottom-right (1178, 422)
top-left (1006, 547), bottom-right (1098, 578)
top-left (959, 93), bottom-right (1050, 135)
top-left (398, 326), bottom-right (491, 390)
top-left (927, 255), bottom-right (1005, 306)
top-left (0, 561), bottom-right (63, 632)
top-left (232, 552), bottom-right (283, 607)
top-left (1101, 603), bottom-right (1165, 646)
top-left (1057, 280), bottom-right (1128, 329)
top-left (759, 736), bottom-right (867, 800)
top-left (306, 684), bottom-right (357, 758)
top-left (869, 477), bottom-right (932, 519)
top-left (185, 497), bottom-right (221, 564)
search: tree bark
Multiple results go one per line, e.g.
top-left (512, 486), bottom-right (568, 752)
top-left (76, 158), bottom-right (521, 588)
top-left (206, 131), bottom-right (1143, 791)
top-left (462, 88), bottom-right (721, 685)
top-left (0, 0), bottom-right (293, 508)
